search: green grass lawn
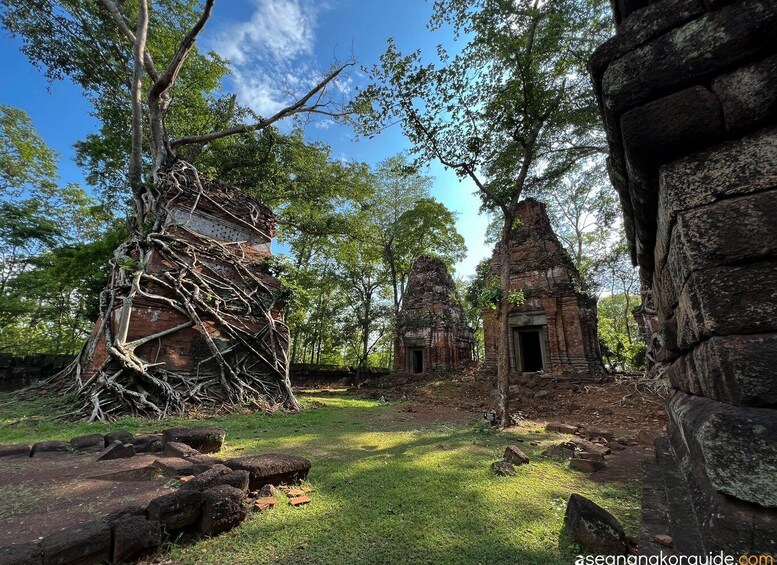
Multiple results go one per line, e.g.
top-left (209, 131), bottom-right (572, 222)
top-left (0, 392), bottom-right (640, 564)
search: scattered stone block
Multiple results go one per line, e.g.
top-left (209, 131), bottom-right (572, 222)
top-left (40, 520), bottom-right (111, 564)
top-left (570, 458), bottom-right (607, 473)
top-left (289, 496), bottom-right (311, 507)
top-left (162, 427), bottom-right (225, 454)
top-left (655, 534), bottom-right (673, 548)
top-left (569, 438), bottom-right (610, 456)
top-left (534, 390), bottom-right (551, 400)
top-left (180, 465), bottom-right (250, 494)
top-left (147, 489), bottom-right (205, 531)
top-left (131, 433), bottom-right (162, 453)
top-left (111, 515), bottom-right (161, 563)
top-left (199, 485), bottom-right (247, 536)
top-left (491, 461), bottom-right (516, 476)
top-left (0, 444), bottom-right (31, 458)
top-left (254, 497), bottom-right (276, 512)
top-left (637, 430), bottom-right (659, 446)
top-left (565, 494), bottom-right (628, 555)
top-left (96, 441), bottom-right (135, 461)
top-left (70, 434), bottom-right (104, 453)
top-left (258, 484), bottom-right (280, 498)
top-left (583, 428), bottom-right (614, 442)
top-left (30, 440), bottom-right (70, 457)
top-left (104, 430), bottom-right (133, 446)
top-left (286, 488), bottom-right (306, 498)
top-left (545, 423), bottom-right (579, 434)
top-left (152, 457), bottom-right (214, 477)
top-left (163, 441), bottom-right (200, 458)
top-left (0, 542), bottom-right (41, 565)
top-left (225, 454), bottom-right (311, 490)
top-left (503, 445), bottom-right (530, 466)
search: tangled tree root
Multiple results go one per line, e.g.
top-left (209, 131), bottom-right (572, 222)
top-left (41, 162), bottom-right (300, 421)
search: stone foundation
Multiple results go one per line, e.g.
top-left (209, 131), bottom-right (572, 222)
top-left (590, 0), bottom-right (777, 554)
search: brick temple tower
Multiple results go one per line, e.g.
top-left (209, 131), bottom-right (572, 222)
top-left (481, 199), bottom-right (602, 377)
top-left (395, 256), bottom-right (475, 374)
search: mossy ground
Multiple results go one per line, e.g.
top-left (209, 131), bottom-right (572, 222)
top-left (0, 392), bottom-right (640, 564)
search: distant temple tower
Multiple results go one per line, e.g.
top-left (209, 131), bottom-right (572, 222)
top-left (395, 256), bottom-right (475, 374)
top-left (482, 199), bottom-right (602, 376)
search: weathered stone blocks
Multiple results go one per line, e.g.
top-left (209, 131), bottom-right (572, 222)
top-left (40, 520), bottom-right (110, 565)
top-left (675, 261), bottom-right (777, 348)
top-left (693, 334), bottom-right (777, 406)
top-left (564, 494), bottom-right (628, 555)
top-left (180, 464), bottom-right (250, 494)
top-left (225, 454), bottom-right (311, 490)
top-left (111, 515), bottom-right (161, 563)
top-left (70, 434), bottom-right (104, 453)
top-left (621, 86), bottom-right (724, 167)
top-left (199, 485), bottom-right (247, 536)
top-left (667, 191), bottom-right (777, 290)
top-left (712, 53), bottom-right (777, 131)
top-left (162, 427), bottom-right (225, 454)
top-left (0, 542), bottom-right (41, 565)
top-left (668, 391), bottom-right (777, 508)
top-left (147, 490), bottom-right (205, 531)
top-left (0, 444), bottom-right (31, 458)
top-left (602, 0), bottom-right (777, 113)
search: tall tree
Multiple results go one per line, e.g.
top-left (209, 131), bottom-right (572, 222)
top-left (2, 0), bottom-right (354, 419)
top-left (365, 155), bottom-right (466, 326)
top-left (356, 0), bottom-right (611, 426)
top-left (545, 157), bottom-right (618, 292)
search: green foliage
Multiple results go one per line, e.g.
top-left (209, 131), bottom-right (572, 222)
top-left (0, 105), bottom-right (119, 354)
top-left (1, 0), bottom-right (232, 205)
top-left (356, 0), bottom-right (612, 214)
top-left (598, 293), bottom-right (645, 372)
top-left (0, 105), bottom-right (58, 195)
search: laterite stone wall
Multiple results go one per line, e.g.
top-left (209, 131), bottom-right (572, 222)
top-left (590, 0), bottom-right (777, 553)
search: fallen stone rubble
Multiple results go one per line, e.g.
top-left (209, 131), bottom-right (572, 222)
top-left (0, 426), bottom-right (312, 564)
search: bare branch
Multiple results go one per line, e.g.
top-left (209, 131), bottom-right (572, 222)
top-left (170, 62), bottom-right (354, 149)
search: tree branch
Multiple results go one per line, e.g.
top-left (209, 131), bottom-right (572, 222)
top-left (128, 0), bottom-right (149, 213)
top-left (98, 0), bottom-right (159, 81)
top-left (170, 62), bottom-right (354, 149)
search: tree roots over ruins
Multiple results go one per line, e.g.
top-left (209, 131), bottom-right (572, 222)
top-left (48, 162), bottom-right (299, 421)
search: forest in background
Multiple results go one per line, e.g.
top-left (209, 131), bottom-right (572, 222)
top-left (0, 0), bottom-right (645, 374)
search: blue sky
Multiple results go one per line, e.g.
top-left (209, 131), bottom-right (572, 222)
top-left (0, 0), bottom-right (492, 278)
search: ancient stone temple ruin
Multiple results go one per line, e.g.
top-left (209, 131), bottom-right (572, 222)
top-left (590, 0), bottom-right (777, 553)
top-left (482, 199), bottom-right (601, 376)
top-left (395, 256), bottom-right (475, 373)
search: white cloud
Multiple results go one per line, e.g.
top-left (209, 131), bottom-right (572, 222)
top-left (210, 0), bottom-right (336, 120)
top-left (213, 0), bottom-right (317, 65)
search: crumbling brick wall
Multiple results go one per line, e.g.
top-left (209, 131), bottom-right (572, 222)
top-left (481, 199), bottom-right (602, 377)
top-left (590, 0), bottom-right (777, 552)
top-left (395, 256), bottom-right (475, 373)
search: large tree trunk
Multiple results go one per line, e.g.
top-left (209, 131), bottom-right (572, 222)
top-left (51, 162), bottom-right (299, 420)
top-left (495, 223), bottom-right (514, 428)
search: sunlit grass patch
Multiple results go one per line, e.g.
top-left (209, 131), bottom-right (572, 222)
top-left (0, 392), bottom-right (640, 564)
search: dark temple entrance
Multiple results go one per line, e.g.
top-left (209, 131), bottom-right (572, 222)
top-left (518, 330), bottom-right (544, 372)
top-left (411, 349), bottom-right (424, 374)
